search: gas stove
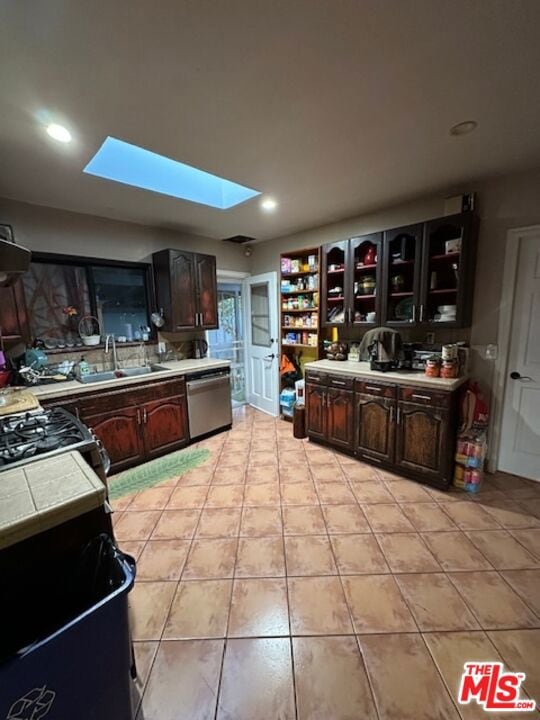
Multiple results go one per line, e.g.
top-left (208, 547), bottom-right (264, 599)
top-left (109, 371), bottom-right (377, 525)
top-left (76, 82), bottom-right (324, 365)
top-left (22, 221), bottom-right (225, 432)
top-left (0, 407), bottom-right (110, 478)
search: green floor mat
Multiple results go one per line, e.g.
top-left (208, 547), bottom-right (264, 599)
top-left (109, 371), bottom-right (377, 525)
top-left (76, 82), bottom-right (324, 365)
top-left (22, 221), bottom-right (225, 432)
top-left (108, 447), bottom-right (210, 499)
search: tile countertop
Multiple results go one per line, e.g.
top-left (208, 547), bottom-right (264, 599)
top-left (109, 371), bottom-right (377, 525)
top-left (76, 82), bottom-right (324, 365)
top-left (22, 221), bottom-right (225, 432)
top-left (304, 360), bottom-right (468, 391)
top-left (29, 358), bottom-right (231, 401)
top-left (0, 451), bottom-right (106, 550)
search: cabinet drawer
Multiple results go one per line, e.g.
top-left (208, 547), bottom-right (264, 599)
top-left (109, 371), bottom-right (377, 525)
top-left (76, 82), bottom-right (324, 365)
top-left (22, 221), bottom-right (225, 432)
top-left (327, 374), bottom-right (354, 390)
top-left (355, 379), bottom-right (397, 399)
top-left (399, 386), bottom-right (451, 408)
top-left (305, 371), bottom-right (327, 385)
top-left (78, 377), bottom-right (186, 415)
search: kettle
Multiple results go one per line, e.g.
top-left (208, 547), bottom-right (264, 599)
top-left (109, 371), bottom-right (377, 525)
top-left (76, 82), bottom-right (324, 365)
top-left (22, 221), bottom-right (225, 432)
top-left (192, 339), bottom-right (208, 359)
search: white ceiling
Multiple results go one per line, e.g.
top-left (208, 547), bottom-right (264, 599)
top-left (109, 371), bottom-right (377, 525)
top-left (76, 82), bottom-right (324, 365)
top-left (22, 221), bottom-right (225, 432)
top-left (1, 0), bottom-right (540, 241)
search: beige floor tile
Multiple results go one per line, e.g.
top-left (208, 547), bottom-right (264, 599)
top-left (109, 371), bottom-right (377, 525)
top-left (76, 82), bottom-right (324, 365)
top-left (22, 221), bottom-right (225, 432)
top-left (511, 528), bottom-right (540, 559)
top-left (489, 473), bottom-right (536, 492)
top-left (482, 500), bottom-right (540, 529)
top-left (245, 465), bottom-right (279, 484)
top-left (129, 487), bottom-right (174, 511)
top-left (110, 494), bottom-right (135, 511)
top-left (351, 480), bottom-right (395, 504)
top-left (236, 537), bottom-right (286, 577)
top-left (421, 531), bottom-right (494, 571)
top-left (205, 484), bottom-right (244, 508)
top-left (282, 505), bottom-right (327, 535)
top-left (217, 638), bottom-right (295, 720)
top-left (240, 506), bottom-right (283, 536)
top-left (118, 540), bottom-right (146, 561)
top-left (220, 450), bottom-right (250, 467)
top-left (114, 510), bottom-right (162, 541)
top-left (331, 534), bottom-right (389, 574)
top-left (309, 464), bottom-right (345, 482)
top-left (251, 438), bottom-right (277, 452)
top-left (334, 451), bottom-right (358, 466)
top-left (288, 576), bottom-right (353, 635)
top-left (279, 449), bottom-right (307, 466)
top-left (487, 629), bottom-right (540, 704)
top-left (426, 485), bottom-right (468, 503)
top-left (466, 530), bottom-right (539, 569)
top-left (163, 579), bottom-right (232, 639)
top-left (293, 636), bottom-right (378, 720)
top-left (281, 482), bottom-right (319, 505)
top-left (132, 641), bottom-right (158, 713)
top-left (182, 538), bottom-right (237, 579)
top-left (151, 509), bottom-right (200, 540)
top-left (228, 578), bottom-right (289, 637)
top-left (525, 498), bottom-right (540, 520)
top-left (316, 482), bottom-right (356, 504)
top-left (249, 450), bottom-right (278, 466)
top-left (129, 581), bottom-right (177, 641)
top-left (212, 464), bottom-right (246, 484)
top-left (342, 463), bottom-right (380, 481)
top-left (167, 485), bottom-right (209, 509)
top-left (176, 467), bottom-right (214, 486)
top-left (284, 535), bottom-right (336, 576)
top-left (137, 539), bottom-right (191, 581)
top-left (384, 479), bottom-right (433, 503)
top-left (376, 533), bottom-right (441, 573)
top-left (448, 571), bottom-right (540, 629)
top-left (243, 482), bottom-right (280, 506)
top-left (140, 639), bottom-right (223, 720)
top-left (279, 466), bottom-right (313, 483)
top-left (196, 507), bottom-right (241, 538)
top-left (396, 573), bottom-right (480, 631)
top-left (501, 569), bottom-right (540, 616)
top-left (440, 501), bottom-right (501, 530)
top-left (401, 502), bottom-right (457, 531)
top-left (322, 504), bottom-right (371, 533)
top-left (359, 633), bottom-right (460, 720)
top-left (306, 447), bottom-right (338, 466)
top-left (423, 631), bottom-right (509, 720)
top-left (362, 503), bottom-right (415, 532)
top-left (343, 575), bottom-right (416, 633)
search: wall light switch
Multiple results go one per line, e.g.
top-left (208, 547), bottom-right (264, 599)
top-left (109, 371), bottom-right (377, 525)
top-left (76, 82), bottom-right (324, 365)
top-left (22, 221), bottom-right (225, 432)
top-left (485, 344), bottom-right (498, 360)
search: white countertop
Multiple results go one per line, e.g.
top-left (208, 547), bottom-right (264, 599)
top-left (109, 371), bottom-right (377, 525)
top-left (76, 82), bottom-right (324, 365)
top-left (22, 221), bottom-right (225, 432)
top-left (305, 360), bottom-right (467, 391)
top-left (29, 358), bottom-right (231, 401)
top-left (0, 451), bottom-right (106, 550)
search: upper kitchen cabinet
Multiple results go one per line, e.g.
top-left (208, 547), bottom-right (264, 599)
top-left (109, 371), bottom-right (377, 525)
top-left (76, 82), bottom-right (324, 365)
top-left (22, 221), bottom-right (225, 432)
top-left (381, 224), bottom-right (423, 326)
top-left (153, 249), bottom-right (218, 331)
top-left (419, 212), bottom-right (478, 327)
top-left (0, 280), bottom-right (28, 343)
top-left (321, 233), bottom-right (382, 327)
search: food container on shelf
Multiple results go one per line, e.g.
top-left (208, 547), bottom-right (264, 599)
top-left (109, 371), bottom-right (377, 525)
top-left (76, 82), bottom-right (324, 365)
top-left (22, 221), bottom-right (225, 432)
top-left (425, 356), bottom-right (441, 377)
top-left (440, 359), bottom-right (458, 378)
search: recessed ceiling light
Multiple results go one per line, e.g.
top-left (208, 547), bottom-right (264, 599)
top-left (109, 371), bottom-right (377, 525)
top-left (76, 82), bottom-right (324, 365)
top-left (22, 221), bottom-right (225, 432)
top-left (260, 197), bottom-right (277, 212)
top-left (449, 120), bottom-right (477, 137)
top-left (46, 123), bottom-right (72, 143)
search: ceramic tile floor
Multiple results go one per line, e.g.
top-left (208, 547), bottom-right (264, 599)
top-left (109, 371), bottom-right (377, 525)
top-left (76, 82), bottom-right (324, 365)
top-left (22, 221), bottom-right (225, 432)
top-left (111, 406), bottom-right (540, 720)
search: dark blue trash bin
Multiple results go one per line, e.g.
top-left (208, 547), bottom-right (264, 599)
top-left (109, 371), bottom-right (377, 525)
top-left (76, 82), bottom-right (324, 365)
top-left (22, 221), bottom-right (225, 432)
top-left (0, 538), bottom-right (135, 720)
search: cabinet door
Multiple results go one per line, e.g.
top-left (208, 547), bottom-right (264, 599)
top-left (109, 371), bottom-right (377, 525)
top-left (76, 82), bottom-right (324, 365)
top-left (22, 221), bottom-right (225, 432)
top-left (171, 250), bottom-right (198, 330)
top-left (419, 212), bottom-right (478, 328)
top-left (84, 406), bottom-right (144, 473)
top-left (195, 253), bottom-right (218, 329)
top-left (321, 240), bottom-right (348, 327)
top-left (306, 383), bottom-right (327, 440)
top-left (326, 387), bottom-right (354, 450)
top-left (355, 393), bottom-right (395, 464)
top-left (141, 395), bottom-right (189, 459)
top-left (350, 233), bottom-right (382, 326)
top-left (395, 402), bottom-right (450, 483)
top-left (0, 281), bottom-right (28, 342)
top-left (381, 224), bottom-right (423, 326)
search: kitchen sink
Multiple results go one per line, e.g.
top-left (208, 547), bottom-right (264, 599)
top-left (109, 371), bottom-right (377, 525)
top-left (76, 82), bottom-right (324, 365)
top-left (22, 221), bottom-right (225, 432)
top-left (77, 365), bottom-right (167, 384)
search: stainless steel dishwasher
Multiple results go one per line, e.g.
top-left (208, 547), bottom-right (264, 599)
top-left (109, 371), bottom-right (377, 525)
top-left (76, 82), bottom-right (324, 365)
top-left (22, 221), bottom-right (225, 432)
top-left (186, 368), bottom-right (233, 439)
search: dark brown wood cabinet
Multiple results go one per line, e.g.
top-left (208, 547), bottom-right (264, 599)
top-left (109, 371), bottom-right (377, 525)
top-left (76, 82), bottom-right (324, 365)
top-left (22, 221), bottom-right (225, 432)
top-left (85, 406), bottom-right (145, 472)
top-left (355, 394), bottom-right (395, 463)
top-left (142, 395), bottom-right (188, 458)
top-left (305, 383), bottom-right (327, 440)
top-left (395, 402), bottom-right (451, 483)
top-left (0, 281), bottom-right (28, 343)
top-left (153, 249), bottom-right (218, 331)
top-left (326, 387), bottom-right (354, 450)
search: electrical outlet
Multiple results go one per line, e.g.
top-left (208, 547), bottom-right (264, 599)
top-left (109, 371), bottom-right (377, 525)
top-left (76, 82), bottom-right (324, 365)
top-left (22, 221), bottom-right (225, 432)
top-left (158, 341), bottom-right (167, 354)
top-left (425, 332), bottom-right (435, 345)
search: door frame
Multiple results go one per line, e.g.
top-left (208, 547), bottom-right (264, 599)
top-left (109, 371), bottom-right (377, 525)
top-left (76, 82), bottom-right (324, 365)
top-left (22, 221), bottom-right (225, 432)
top-left (491, 224), bottom-right (540, 472)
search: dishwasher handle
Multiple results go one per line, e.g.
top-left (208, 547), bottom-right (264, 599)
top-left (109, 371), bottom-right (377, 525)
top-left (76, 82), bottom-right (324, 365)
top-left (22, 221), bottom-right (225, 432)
top-left (187, 375), bottom-right (230, 391)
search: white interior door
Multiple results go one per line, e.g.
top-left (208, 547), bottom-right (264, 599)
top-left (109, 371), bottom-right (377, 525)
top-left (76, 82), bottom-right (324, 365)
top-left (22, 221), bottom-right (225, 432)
top-left (243, 272), bottom-right (279, 415)
top-left (499, 231), bottom-right (540, 480)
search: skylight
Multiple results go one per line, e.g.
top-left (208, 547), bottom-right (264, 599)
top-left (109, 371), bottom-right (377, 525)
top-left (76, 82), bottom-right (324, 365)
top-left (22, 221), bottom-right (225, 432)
top-left (83, 137), bottom-right (261, 209)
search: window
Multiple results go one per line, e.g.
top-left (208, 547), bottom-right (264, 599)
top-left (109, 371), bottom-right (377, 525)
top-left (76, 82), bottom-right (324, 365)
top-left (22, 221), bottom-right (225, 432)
top-left (22, 254), bottom-right (153, 346)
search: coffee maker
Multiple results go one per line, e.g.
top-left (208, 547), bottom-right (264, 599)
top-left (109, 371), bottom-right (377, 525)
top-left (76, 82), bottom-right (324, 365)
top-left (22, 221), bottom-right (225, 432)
top-left (192, 338), bottom-right (208, 359)
top-left (365, 328), bottom-right (402, 372)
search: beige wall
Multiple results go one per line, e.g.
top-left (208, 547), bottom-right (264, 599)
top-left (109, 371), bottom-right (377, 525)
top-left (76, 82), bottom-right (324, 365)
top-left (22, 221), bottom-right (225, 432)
top-left (0, 197), bottom-right (250, 272)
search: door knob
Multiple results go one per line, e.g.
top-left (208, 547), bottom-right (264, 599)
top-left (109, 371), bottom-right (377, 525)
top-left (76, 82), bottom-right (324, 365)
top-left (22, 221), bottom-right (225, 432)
top-left (510, 371), bottom-right (533, 381)
top-left (264, 353), bottom-right (276, 360)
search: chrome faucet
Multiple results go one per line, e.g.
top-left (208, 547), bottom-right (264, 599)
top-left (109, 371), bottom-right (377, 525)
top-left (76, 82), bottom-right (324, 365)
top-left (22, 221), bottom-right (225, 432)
top-left (139, 341), bottom-right (148, 367)
top-left (105, 334), bottom-right (119, 371)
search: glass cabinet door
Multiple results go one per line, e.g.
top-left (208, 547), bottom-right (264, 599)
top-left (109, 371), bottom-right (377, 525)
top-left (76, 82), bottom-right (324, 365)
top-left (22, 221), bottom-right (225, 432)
top-left (350, 233), bottom-right (382, 325)
top-left (321, 241), bottom-right (348, 325)
top-left (382, 225), bottom-right (423, 325)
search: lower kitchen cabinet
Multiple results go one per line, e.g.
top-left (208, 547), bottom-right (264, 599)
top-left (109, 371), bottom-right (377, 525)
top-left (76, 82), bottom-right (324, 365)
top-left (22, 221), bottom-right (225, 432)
top-left (142, 396), bottom-right (188, 458)
top-left (326, 387), bottom-right (354, 451)
top-left (305, 383), bottom-right (327, 440)
top-left (355, 393), bottom-right (395, 464)
top-left (395, 402), bottom-right (450, 483)
top-left (85, 406), bottom-right (145, 472)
